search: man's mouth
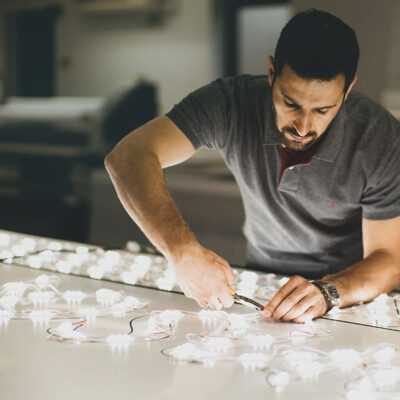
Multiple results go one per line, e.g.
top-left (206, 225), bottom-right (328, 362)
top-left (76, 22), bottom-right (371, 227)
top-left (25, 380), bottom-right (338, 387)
top-left (286, 132), bottom-right (309, 142)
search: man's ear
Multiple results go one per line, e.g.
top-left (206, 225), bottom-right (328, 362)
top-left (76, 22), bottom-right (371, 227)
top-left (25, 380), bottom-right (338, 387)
top-left (268, 55), bottom-right (275, 87)
top-left (344, 75), bottom-right (357, 101)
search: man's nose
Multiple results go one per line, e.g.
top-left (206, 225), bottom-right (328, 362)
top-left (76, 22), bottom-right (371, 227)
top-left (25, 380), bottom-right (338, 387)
top-left (293, 112), bottom-right (313, 136)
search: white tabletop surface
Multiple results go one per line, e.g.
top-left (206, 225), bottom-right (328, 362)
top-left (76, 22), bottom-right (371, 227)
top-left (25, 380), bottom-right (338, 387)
top-left (0, 261), bottom-right (399, 400)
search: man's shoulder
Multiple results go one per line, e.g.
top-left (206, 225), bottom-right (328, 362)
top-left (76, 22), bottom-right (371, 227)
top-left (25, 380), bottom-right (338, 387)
top-left (210, 75), bottom-right (271, 115)
top-left (345, 91), bottom-right (400, 134)
top-left (342, 92), bottom-right (400, 167)
top-left (185, 75), bottom-right (269, 106)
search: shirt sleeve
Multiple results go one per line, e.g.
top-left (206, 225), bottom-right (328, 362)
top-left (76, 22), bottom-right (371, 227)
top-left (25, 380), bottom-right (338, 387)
top-left (165, 79), bottom-right (232, 151)
top-left (361, 133), bottom-right (400, 220)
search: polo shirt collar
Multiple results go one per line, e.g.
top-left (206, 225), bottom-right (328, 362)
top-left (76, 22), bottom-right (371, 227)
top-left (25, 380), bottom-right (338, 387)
top-left (263, 86), bottom-right (347, 163)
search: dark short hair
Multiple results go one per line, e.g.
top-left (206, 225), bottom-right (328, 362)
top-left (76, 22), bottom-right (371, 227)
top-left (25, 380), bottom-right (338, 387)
top-left (273, 9), bottom-right (359, 91)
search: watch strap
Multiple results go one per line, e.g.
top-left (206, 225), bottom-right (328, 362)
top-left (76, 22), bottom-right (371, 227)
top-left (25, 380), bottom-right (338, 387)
top-left (313, 280), bottom-right (340, 311)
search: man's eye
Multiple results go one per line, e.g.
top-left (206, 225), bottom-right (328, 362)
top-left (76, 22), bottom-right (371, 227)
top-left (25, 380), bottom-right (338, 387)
top-left (316, 109), bottom-right (328, 115)
top-left (284, 100), bottom-right (298, 108)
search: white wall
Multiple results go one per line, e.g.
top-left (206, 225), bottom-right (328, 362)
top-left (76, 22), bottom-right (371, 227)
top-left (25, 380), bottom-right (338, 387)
top-left (4, 1), bottom-right (400, 107)
top-left (55, 0), bottom-right (215, 114)
top-left (238, 4), bottom-right (292, 75)
top-left (384, 2), bottom-right (400, 90)
top-left (292, 0), bottom-right (399, 103)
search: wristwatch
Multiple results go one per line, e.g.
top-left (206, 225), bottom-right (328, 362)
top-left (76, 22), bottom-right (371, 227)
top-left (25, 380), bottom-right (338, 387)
top-left (312, 281), bottom-right (340, 311)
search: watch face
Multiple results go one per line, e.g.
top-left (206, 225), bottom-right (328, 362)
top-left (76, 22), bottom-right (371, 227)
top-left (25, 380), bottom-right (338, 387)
top-left (325, 283), bottom-right (340, 306)
top-left (314, 281), bottom-right (340, 308)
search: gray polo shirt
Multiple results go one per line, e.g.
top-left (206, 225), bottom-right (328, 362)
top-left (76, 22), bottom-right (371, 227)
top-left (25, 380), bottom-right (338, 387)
top-left (166, 75), bottom-right (400, 279)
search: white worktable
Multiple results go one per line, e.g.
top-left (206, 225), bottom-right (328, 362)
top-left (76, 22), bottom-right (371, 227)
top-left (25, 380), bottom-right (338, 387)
top-left (0, 260), bottom-right (399, 400)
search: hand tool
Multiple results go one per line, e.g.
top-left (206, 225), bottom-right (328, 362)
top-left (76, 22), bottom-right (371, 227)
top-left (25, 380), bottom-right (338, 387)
top-left (228, 286), bottom-right (264, 311)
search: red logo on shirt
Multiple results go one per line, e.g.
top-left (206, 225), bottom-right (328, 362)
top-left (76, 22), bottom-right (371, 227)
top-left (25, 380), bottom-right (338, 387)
top-left (328, 200), bottom-right (338, 208)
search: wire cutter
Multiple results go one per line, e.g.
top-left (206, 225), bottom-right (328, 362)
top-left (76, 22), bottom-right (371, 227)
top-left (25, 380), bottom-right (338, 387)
top-left (228, 286), bottom-right (264, 311)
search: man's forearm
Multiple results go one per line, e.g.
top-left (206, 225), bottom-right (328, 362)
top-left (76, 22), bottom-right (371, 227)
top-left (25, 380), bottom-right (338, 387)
top-left (105, 148), bottom-right (196, 261)
top-left (104, 118), bottom-right (237, 310)
top-left (323, 249), bottom-right (400, 308)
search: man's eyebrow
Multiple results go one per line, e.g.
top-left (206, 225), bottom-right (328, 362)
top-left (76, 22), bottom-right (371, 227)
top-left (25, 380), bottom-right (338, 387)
top-left (280, 90), bottom-right (299, 105)
top-left (280, 89), bottom-right (337, 109)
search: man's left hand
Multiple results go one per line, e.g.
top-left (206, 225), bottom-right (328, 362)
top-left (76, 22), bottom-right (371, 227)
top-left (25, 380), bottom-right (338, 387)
top-left (260, 275), bottom-right (328, 323)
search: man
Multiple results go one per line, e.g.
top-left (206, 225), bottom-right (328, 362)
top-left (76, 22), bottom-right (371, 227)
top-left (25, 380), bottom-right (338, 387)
top-left (105, 9), bottom-right (400, 323)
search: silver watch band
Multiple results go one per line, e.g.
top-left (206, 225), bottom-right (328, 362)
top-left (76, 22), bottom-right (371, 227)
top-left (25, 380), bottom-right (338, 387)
top-left (312, 280), bottom-right (340, 310)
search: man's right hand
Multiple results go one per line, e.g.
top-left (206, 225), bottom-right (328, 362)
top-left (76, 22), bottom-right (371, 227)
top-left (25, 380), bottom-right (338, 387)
top-left (170, 243), bottom-right (236, 310)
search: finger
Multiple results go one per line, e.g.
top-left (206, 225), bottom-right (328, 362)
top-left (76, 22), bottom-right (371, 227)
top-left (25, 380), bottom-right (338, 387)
top-left (293, 306), bottom-right (320, 324)
top-left (218, 289), bottom-right (234, 308)
top-left (219, 297), bottom-right (233, 308)
top-left (280, 294), bottom-right (318, 321)
top-left (261, 276), bottom-right (303, 317)
top-left (196, 298), bottom-right (208, 308)
top-left (190, 290), bottom-right (207, 308)
top-left (207, 296), bottom-right (223, 311)
top-left (180, 285), bottom-right (193, 299)
top-left (281, 285), bottom-right (328, 321)
top-left (271, 287), bottom-right (309, 321)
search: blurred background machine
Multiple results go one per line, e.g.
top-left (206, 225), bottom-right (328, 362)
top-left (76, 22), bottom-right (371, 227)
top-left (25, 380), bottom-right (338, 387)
top-left (0, 79), bottom-right (158, 242)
